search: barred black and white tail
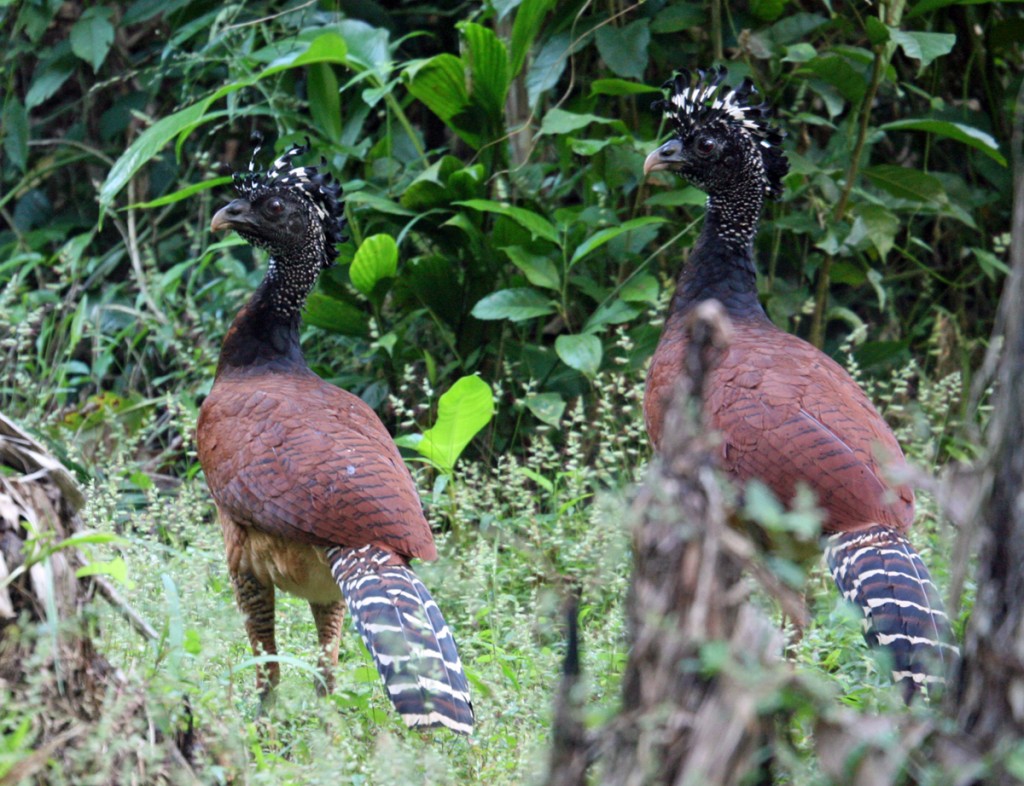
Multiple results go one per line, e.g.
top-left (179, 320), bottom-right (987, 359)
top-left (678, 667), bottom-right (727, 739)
top-left (327, 545), bottom-right (474, 734)
top-left (824, 526), bottom-right (958, 701)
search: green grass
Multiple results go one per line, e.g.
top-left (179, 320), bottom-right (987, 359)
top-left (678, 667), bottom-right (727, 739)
top-left (7, 323), bottom-right (970, 784)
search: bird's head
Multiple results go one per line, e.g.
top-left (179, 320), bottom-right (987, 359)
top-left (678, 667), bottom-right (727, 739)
top-left (644, 67), bottom-right (788, 201)
top-left (211, 138), bottom-right (346, 271)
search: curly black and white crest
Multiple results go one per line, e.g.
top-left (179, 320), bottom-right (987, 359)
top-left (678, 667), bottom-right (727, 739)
top-left (656, 66), bottom-right (789, 199)
top-left (233, 134), bottom-right (348, 254)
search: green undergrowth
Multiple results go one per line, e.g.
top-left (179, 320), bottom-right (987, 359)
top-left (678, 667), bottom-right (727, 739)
top-left (16, 329), bottom-right (966, 784)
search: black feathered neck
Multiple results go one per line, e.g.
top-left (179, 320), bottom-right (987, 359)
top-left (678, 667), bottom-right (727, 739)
top-left (215, 264), bottom-right (311, 375)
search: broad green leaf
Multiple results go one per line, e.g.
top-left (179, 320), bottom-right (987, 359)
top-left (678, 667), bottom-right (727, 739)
top-left (260, 32), bottom-right (349, 77)
top-left (509, 0), bottom-right (554, 78)
top-left (570, 216), bottom-right (664, 265)
top-left (337, 19), bottom-right (389, 73)
top-left (651, 3), bottom-right (706, 33)
top-left (308, 62), bottom-right (342, 142)
top-left (595, 19), bottom-right (651, 80)
top-left (126, 176), bottom-right (232, 210)
top-left (751, 0), bottom-right (787, 21)
top-left (645, 188), bottom-right (706, 207)
top-left (471, 287), bottom-right (556, 321)
top-left (849, 204), bottom-right (899, 259)
top-left (585, 300), bottom-right (640, 331)
top-left (539, 108), bottom-right (619, 136)
top-left (526, 33), bottom-right (570, 106)
top-left (524, 392), bottom-right (565, 427)
top-left (405, 54), bottom-right (478, 146)
top-left (864, 165), bottom-right (946, 203)
top-left (569, 136), bottom-right (629, 155)
top-left (76, 556), bottom-right (130, 586)
top-left (803, 55), bottom-right (867, 103)
top-left (70, 6), bottom-right (114, 72)
top-left (100, 100), bottom-right (210, 210)
top-left (456, 199), bottom-right (559, 243)
top-left (972, 248), bottom-right (1010, 281)
top-left (881, 119), bottom-right (1005, 165)
top-left (303, 293), bottom-right (369, 336)
top-left (415, 376), bottom-right (495, 473)
top-left (906, 0), bottom-right (995, 20)
top-left (26, 56), bottom-right (75, 109)
top-left (589, 78), bottom-right (660, 96)
top-left (460, 22), bottom-right (510, 118)
top-left (889, 29), bottom-right (956, 70)
top-left (620, 273), bottom-right (660, 304)
top-left (100, 32), bottom-right (350, 211)
top-left (555, 333), bottom-right (602, 377)
top-left (503, 246), bottom-right (560, 290)
top-left (782, 43), bottom-right (818, 63)
top-left (2, 99), bottom-right (28, 172)
top-left (350, 234), bottom-right (398, 296)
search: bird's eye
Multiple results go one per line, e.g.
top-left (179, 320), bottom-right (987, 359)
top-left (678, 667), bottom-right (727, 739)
top-left (266, 197), bottom-right (285, 216)
top-left (696, 137), bottom-right (717, 156)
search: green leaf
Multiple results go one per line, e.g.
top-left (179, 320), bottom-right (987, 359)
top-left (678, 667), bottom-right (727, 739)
top-left (889, 29), bottom-right (956, 70)
top-left (595, 19), bottom-right (651, 80)
top-left (101, 100), bottom-right (211, 211)
top-left (751, 0), bottom-right (787, 21)
top-left (350, 234), bottom-right (398, 296)
top-left (415, 376), bottom-right (495, 474)
top-left (26, 56), bottom-right (75, 109)
top-left (881, 119), bottom-right (1006, 166)
top-left (526, 33), bottom-right (570, 106)
top-left (589, 78), bottom-right (660, 96)
top-left (555, 333), bottom-right (602, 377)
top-left (76, 556), bottom-right (130, 587)
top-left (308, 62), bottom-right (342, 142)
top-left (849, 204), bottom-right (900, 259)
top-left (803, 55), bottom-right (867, 103)
top-left (906, 0), bottom-right (994, 20)
top-left (570, 216), bottom-right (664, 265)
top-left (509, 0), bottom-right (554, 78)
top-left (471, 288), bottom-right (556, 321)
top-left (863, 165), bottom-right (946, 203)
top-left (460, 22), bottom-right (510, 118)
top-left (70, 7), bottom-right (114, 72)
top-left (404, 54), bottom-right (477, 146)
top-left (972, 248), bottom-right (1010, 281)
top-left (620, 273), bottom-right (660, 304)
top-left (503, 246), bottom-right (560, 290)
top-left (303, 293), bottom-right (369, 336)
top-left (539, 108), bottom-right (619, 136)
top-left (524, 392), bottom-right (565, 427)
top-left (456, 199), bottom-right (559, 243)
top-left (645, 187), bottom-right (706, 207)
top-left (2, 98), bottom-right (28, 172)
top-left (126, 176), bottom-right (232, 210)
top-left (100, 32), bottom-right (351, 211)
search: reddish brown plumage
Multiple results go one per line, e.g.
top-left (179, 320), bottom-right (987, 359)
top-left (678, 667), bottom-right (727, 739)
top-left (641, 65), bottom-right (955, 699)
top-left (197, 146), bottom-right (473, 733)
top-left (645, 312), bottom-right (914, 536)
top-left (198, 366), bottom-right (437, 562)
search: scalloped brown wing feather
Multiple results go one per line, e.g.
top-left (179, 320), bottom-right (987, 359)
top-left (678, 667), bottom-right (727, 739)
top-left (646, 318), bottom-right (914, 534)
top-left (197, 368), bottom-right (438, 562)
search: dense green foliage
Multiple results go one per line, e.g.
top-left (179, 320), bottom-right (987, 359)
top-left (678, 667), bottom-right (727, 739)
top-left (1, 0), bottom-right (1020, 781)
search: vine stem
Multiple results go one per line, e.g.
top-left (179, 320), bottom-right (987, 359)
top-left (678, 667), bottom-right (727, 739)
top-left (808, 43), bottom-right (888, 348)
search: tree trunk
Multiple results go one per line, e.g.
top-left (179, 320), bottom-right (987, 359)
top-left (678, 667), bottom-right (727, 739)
top-left (943, 83), bottom-right (1024, 782)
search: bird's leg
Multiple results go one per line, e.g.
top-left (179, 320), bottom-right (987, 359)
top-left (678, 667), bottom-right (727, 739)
top-left (309, 600), bottom-right (345, 696)
top-left (232, 571), bottom-right (279, 698)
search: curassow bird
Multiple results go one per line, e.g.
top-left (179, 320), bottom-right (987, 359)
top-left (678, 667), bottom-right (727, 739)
top-left (197, 140), bottom-right (473, 733)
top-left (641, 67), bottom-right (957, 699)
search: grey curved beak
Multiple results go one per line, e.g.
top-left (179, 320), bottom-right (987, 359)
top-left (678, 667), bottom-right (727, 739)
top-left (211, 198), bottom-right (254, 233)
top-left (643, 139), bottom-right (685, 176)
